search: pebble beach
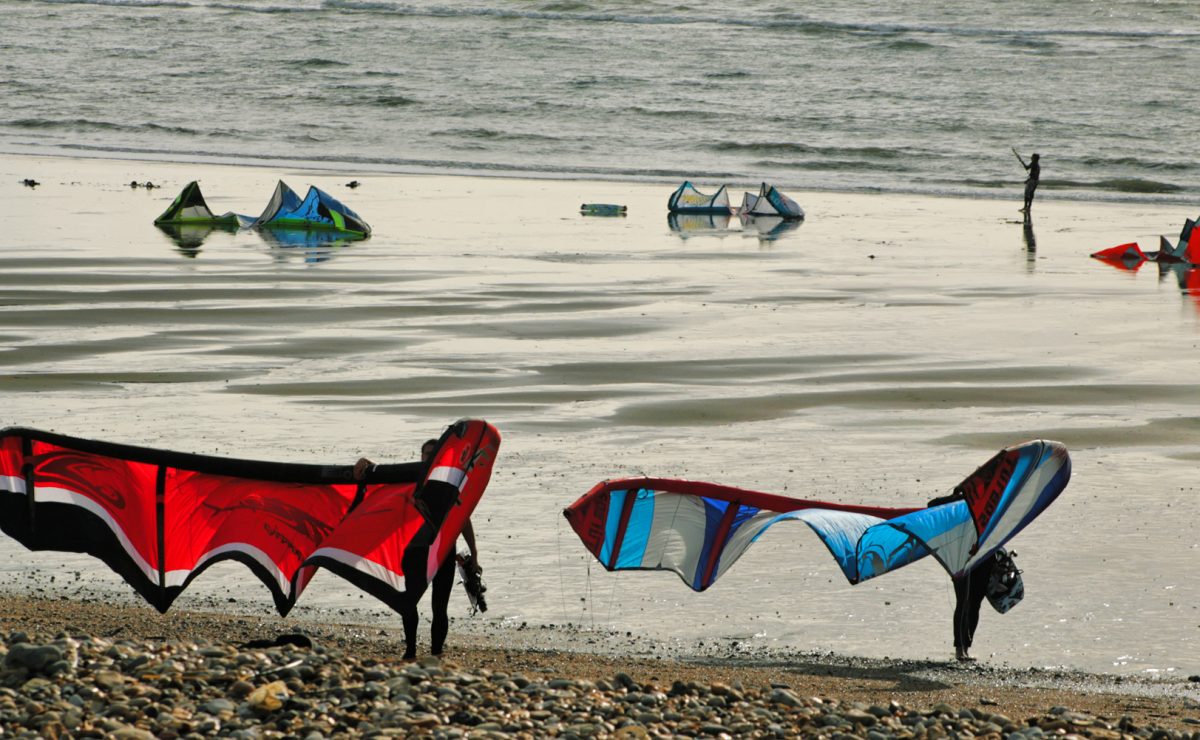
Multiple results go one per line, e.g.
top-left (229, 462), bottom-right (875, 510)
top-left (2, 595), bottom-right (1198, 738)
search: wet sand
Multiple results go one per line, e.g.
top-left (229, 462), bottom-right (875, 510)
top-left (2, 152), bottom-right (1200, 680)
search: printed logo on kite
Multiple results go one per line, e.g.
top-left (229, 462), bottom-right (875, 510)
top-left (956, 447), bottom-right (1020, 536)
top-left (201, 496), bottom-right (337, 545)
top-left (31, 450), bottom-right (130, 510)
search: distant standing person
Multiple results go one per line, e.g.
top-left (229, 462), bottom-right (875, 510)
top-left (1013, 149), bottom-right (1040, 215)
top-left (354, 438), bottom-right (481, 660)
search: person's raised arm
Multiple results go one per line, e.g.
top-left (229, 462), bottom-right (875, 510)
top-left (1012, 147), bottom-right (1029, 170)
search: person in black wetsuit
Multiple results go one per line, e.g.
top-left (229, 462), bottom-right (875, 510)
top-left (950, 555), bottom-right (996, 662)
top-left (928, 491), bottom-right (997, 662)
top-left (1013, 150), bottom-right (1040, 215)
top-left (355, 439), bottom-right (480, 660)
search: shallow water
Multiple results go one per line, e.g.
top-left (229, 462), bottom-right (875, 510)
top-left (1, 154), bottom-right (1198, 676)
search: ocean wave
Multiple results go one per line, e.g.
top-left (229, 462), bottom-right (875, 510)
top-left (4, 118), bottom-right (200, 137)
top-left (288, 58), bottom-right (349, 68)
top-left (31, 0), bottom-right (1199, 40)
top-left (569, 75), bottom-right (644, 88)
top-left (536, 0), bottom-right (590, 10)
top-left (957, 179), bottom-right (1009, 189)
top-left (712, 142), bottom-right (905, 160)
top-left (753, 159), bottom-right (912, 173)
top-left (368, 95), bottom-right (418, 107)
top-left (1048, 178), bottom-right (1185, 194)
top-left (877, 39), bottom-right (937, 51)
top-left (625, 106), bottom-right (719, 120)
top-left (34, 0), bottom-right (323, 12)
top-left (33, 0), bottom-right (193, 7)
top-left (431, 128), bottom-right (562, 143)
top-left (1077, 156), bottom-right (1192, 172)
top-left (983, 36), bottom-right (1061, 50)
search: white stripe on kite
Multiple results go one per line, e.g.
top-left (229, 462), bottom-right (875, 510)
top-left (427, 465), bottom-right (466, 490)
top-left (164, 542), bottom-right (291, 592)
top-left (307, 546), bottom-right (407, 593)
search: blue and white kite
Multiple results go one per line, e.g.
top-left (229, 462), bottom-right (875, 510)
top-left (564, 440), bottom-right (1070, 591)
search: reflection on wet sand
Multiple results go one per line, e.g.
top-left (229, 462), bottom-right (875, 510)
top-left (667, 212), bottom-right (802, 244)
top-left (1160, 262), bottom-right (1200, 313)
top-left (1022, 215), bottom-right (1036, 269)
top-left (156, 222), bottom-right (239, 255)
top-left (257, 227), bottom-right (363, 264)
top-left (157, 222), bottom-right (365, 263)
top-left (739, 213), bottom-right (803, 243)
top-left (667, 212), bottom-right (732, 239)
top-left (1088, 240), bottom-right (1200, 311)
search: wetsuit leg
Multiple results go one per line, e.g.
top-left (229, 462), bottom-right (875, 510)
top-left (954, 566), bottom-right (993, 653)
top-left (399, 546), bottom-right (432, 660)
top-left (397, 599), bottom-right (419, 661)
top-left (953, 574), bottom-right (972, 652)
top-left (966, 569), bottom-right (989, 650)
top-left (430, 554), bottom-right (457, 655)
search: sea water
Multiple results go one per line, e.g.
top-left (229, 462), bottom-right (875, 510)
top-left (1, 0), bottom-right (1199, 679)
top-left (2, 0), bottom-right (1199, 203)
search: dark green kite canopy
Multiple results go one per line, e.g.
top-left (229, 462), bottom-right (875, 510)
top-left (153, 181), bottom-right (250, 227)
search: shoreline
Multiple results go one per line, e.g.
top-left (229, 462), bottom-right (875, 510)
top-left (2, 594), bottom-right (1198, 734)
top-left (4, 147), bottom-right (1195, 209)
